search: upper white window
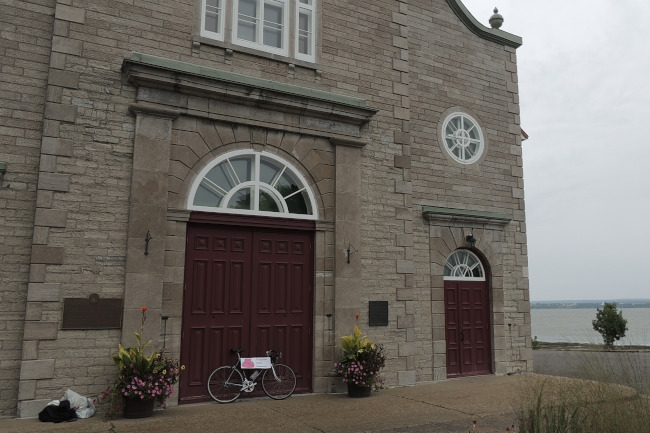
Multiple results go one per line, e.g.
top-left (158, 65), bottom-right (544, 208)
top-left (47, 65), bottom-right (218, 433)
top-left (234, 0), bottom-right (287, 55)
top-left (200, 0), bottom-right (317, 63)
top-left (443, 250), bottom-right (485, 281)
top-left (188, 150), bottom-right (318, 220)
top-left (202, 0), bottom-right (225, 41)
top-left (441, 112), bottom-right (485, 164)
top-left (295, 0), bottom-right (315, 61)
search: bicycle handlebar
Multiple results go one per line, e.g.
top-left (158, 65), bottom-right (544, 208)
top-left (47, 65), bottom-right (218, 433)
top-left (229, 348), bottom-right (282, 362)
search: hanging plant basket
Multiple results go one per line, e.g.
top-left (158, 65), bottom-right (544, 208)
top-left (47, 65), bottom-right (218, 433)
top-left (123, 396), bottom-right (155, 419)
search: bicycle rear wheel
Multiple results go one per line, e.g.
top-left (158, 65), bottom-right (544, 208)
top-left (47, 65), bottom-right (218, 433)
top-left (261, 363), bottom-right (296, 400)
top-left (207, 366), bottom-right (243, 403)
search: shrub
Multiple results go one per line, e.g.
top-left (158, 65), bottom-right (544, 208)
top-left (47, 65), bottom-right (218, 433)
top-left (532, 336), bottom-right (540, 350)
top-left (592, 302), bottom-right (627, 348)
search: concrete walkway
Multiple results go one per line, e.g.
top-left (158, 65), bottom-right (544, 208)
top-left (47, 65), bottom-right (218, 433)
top-left (0, 375), bottom-right (522, 433)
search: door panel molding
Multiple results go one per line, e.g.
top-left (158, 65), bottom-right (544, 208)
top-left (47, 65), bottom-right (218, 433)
top-left (445, 279), bottom-right (492, 377)
top-left (180, 219), bottom-right (313, 402)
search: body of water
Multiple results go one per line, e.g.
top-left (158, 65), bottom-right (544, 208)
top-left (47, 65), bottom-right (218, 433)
top-left (531, 308), bottom-right (650, 346)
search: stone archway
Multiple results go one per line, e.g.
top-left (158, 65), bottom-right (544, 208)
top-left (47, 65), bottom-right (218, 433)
top-left (422, 205), bottom-right (511, 379)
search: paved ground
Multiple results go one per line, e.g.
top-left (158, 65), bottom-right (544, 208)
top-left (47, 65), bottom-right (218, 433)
top-left (0, 375), bottom-right (522, 433)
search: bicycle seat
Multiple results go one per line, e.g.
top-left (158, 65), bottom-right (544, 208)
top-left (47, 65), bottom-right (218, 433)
top-left (231, 348), bottom-right (245, 354)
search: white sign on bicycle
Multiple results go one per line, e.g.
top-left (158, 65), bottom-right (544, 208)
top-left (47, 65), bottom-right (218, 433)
top-left (241, 357), bottom-right (272, 369)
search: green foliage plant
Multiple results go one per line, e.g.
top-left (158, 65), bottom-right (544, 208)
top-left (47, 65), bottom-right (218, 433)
top-left (592, 302), bottom-right (628, 348)
top-left (339, 324), bottom-right (372, 359)
top-left (102, 307), bottom-right (184, 417)
top-left (334, 314), bottom-right (386, 389)
top-left (112, 307), bottom-right (156, 374)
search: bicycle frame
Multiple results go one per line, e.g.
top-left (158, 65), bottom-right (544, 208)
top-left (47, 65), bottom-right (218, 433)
top-left (225, 350), bottom-right (280, 392)
top-left (207, 348), bottom-right (296, 402)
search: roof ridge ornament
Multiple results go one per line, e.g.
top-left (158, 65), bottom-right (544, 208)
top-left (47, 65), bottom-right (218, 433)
top-left (489, 7), bottom-right (504, 29)
top-left (445, 0), bottom-right (522, 47)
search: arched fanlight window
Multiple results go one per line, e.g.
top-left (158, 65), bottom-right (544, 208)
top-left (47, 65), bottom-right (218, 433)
top-left (443, 250), bottom-right (485, 281)
top-left (188, 150), bottom-right (317, 220)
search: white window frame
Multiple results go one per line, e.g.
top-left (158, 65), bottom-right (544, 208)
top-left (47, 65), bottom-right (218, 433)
top-left (200, 0), bottom-right (317, 63)
top-left (441, 112), bottom-right (485, 165)
top-left (295, 0), bottom-right (316, 62)
top-left (443, 250), bottom-right (486, 281)
top-left (233, 0), bottom-right (289, 57)
top-left (201, 0), bottom-right (225, 41)
top-left (187, 150), bottom-right (318, 220)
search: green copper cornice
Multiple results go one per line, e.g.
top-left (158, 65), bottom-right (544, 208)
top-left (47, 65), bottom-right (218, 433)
top-left (446, 0), bottom-right (523, 48)
top-left (422, 206), bottom-right (511, 225)
top-left (125, 52), bottom-right (375, 111)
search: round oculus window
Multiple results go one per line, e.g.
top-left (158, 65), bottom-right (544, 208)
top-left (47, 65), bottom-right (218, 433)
top-left (441, 113), bottom-right (485, 164)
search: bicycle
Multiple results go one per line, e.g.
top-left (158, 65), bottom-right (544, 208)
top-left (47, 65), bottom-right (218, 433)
top-left (206, 348), bottom-right (297, 403)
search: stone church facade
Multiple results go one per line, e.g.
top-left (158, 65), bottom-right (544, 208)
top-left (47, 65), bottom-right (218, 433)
top-left (0, 0), bottom-right (532, 418)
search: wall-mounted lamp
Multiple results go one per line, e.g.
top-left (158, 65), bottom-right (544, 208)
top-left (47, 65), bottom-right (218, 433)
top-left (346, 243), bottom-right (358, 264)
top-left (465, 232), bottom-right (476, 248)
top-left (144, 230), bottom-right (152, 255)
top-left (161, 315), bottom-right (169, 349)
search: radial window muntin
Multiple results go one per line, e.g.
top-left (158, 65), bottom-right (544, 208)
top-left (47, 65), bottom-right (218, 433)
top-left (442, 112), bottom-right (485, 164)
top-left (188, 150), bottom-right (318, 220)
top-left (443, 250), bottom-right (485, 281)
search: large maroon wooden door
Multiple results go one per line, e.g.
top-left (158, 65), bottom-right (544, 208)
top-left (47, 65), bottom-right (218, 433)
top-left (179, 224), bottom-right (313, 403)
top-left (445, 280), bottom-right (491, 377)
top-left (249, 231), bottom-right (312, 392)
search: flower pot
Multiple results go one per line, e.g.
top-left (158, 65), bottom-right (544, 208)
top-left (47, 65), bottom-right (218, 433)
top-left (123, 396), bottom-right (155, 419)
top-left (347, 382), bottom-right (372, 398)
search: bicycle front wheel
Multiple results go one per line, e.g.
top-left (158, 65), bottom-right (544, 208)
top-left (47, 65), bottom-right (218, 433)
top-left (262, 363), bottom-right (296, 400)
top-left (207, 366), bottom-right (243, 403)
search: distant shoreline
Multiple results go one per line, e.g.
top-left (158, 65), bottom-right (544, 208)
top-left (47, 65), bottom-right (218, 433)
top-left (537, 341), bottom-right (650, 352)
top-left (531, 303), bottom-right (650, 309)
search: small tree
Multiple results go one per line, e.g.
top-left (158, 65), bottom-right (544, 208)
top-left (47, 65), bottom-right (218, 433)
top-left (592, 302), bottom-right (628, 348)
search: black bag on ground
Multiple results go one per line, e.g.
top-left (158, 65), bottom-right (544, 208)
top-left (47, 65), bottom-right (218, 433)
top-left (38, 400), bottom-right (78, 423)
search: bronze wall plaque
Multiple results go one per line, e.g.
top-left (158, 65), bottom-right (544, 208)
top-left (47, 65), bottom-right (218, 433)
top-left (368, 301), bottom-right (388, 327)
top-left (62, 296), bottom-right (123, 329)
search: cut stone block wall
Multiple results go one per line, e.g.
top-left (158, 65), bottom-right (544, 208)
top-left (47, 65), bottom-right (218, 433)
top-left (1, 0), bottom-right (531, 418)
top-left (0, 0), bottom-right (56, 417)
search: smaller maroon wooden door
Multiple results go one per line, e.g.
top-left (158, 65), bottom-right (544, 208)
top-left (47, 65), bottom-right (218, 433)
top-left (445, 280), bottom-right (491, 377)
top-left (179, 223), bottom-right (313, 403)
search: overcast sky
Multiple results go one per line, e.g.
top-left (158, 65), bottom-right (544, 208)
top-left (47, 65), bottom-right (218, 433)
top-left (460, 1), bottom-right (650, 301)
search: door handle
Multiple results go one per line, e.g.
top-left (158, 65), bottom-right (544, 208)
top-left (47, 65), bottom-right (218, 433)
top-left (460, 331), bottom-right (464, 342)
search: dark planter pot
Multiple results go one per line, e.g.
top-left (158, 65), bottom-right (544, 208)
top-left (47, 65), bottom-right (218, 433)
top-left (347, 382), bottom-right (372, 398)
top-left (123, 396), bottom-right (155, 419)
